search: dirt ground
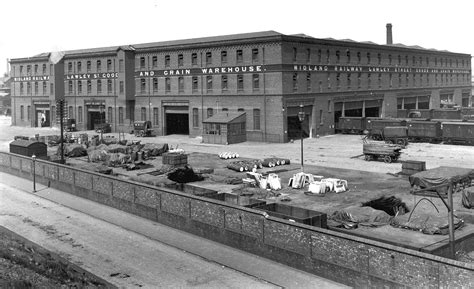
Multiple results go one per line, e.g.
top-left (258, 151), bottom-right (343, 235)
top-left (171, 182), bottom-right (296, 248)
top-left (1, 115), bottom-right (474, 272)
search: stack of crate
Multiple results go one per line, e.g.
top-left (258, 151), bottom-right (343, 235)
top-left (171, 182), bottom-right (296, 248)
top-left (162, 152), bottom-right (188, 166)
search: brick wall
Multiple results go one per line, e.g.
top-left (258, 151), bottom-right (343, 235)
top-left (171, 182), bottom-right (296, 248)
top-left (0, 152), bottom-right (472, 287)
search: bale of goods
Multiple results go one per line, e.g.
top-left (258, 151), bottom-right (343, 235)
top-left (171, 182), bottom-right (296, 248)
top-left (106, 144), bottom-right (130, 154)
top-left (106, 153), bottom-right (130, 167)
top-left (66, 144), bottom-right (87, 157)
top-left (143, 143), bottom-right (169, 156)
top-left (88, 149), bottom-right (108, 162)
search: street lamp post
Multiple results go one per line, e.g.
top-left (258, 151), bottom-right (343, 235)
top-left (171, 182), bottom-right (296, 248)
top-left (298, 104), bottom-right (305, 172)
top-left (32, 154), bottom-right (36, 192)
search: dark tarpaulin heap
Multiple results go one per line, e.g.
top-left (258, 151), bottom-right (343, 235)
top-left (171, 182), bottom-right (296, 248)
top-left (409, 166), bottom-right (474, 188)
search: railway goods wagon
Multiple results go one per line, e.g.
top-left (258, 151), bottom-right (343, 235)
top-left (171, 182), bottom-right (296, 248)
top-left (366, 119), bottom-right (407, 140)
top-left (407, 121), bottom-right (442, 143)
top-left (431, 109), bottom-right (462, 120)
top-left (382, 126), bottom-right (408, 146)
top-left (337, 117), bottom-right (366, 134)
top-left (442, 122), bottom-right (474, 145)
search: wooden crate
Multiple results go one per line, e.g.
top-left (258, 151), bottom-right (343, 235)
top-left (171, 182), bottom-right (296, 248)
top-left (162, 152), bottom-right (188, 166)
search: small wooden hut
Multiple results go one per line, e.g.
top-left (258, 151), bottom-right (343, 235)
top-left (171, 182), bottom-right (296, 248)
top-left (202, 112), bottom-right (246, 145)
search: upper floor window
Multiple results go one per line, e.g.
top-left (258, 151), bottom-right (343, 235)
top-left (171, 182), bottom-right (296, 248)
top-left (152, 78), bottom-right (158, 92)
top-left (237, 74), bottom-right (244, 91)
top-left (236, 50), bottom-right (243, 63)
top-left (192, 76), bottom-right (198, 92)
top-left (192, 53), bottom-right (198, 66)
top-left (388, 54), bottom-right (392, 65)
top-left (178, 54), bottom-right (184, 67)
top-left (87, 80), bottom-right (92, 93)
top-left (27, 65), bottom-right (31, 74)
top-left (221, 51), bottom-right (227, 64)
top-left (87, 61), bottom-right (91, 72)
top-left (347, 73), bottom-right (351, 88)
top-left (68, 62), bottom-right (73, 73)
top-left (346, 50), bottom-right (350, 63)
top-left (252, 48), bottom-right (259, 62)
top-left (398, 55), bottom-right (401, 65)
top-left (20, 83), bottom-right (24, 94)
top-left (140, 57), bottom-right (145, 68)
top-left (78, 80), bottom-right (82, 94)
top-left (293, 73), bottom-right (298, 91)
top-left (34, 82), bottom-right (39, 94)
top-left (377, 53), bottom-right (381, 65)
top-left (42, 64), bottom-right (47, 74)
top-left (293, 47), bottom-right (297, 62)
top-left (68, 81), bottom-right (73, 93)
top-left (178, 77), bottom-right (184, 92)
top-left (97, 60), bottom-right (101, 72)
top-left (326, 50), bottom-right (330, 63)
top-left (405, 55), bottom-right (409, 66)
top-left (253, 74), bottom-right (259, 91)
top-left (307, 49), bottom-right (311, 63)
top-left (221, 75), bottom-right (228, 91)
top-left (206, 52), bottom-right (212, 65)
top-left (165, 55), bottom-right (170, 67)
top-left (42, 81), bottom-right (47, 94)
top-left (20, 66), bottom-right (23, 74)
top-left (207, 108), bottom-right (213, 119)
top-left (77, 61), bottom-right (82, 72)
top-left (335, 51), bottom-right (340, 63)
top-left (367, 52), bottom-right (371, 64)
top-left (140, 78), bottom-right (146, 93)
top-left (206, 75), bottom-right (212, 91)
top-left (152, 56), bottom-right (157, 67)
top-left (107, 59), bottom-right (112, 71)
top-left (107, 79), bottom-right (112, 93)
top-left (357, 52), bottom-right (361, 63)
top-left (165, 78), bottom-right (171, 92)
top-left (97, 80), bottom-right (102, 93)
top-left (318, 49), bottom-right (322, 62)
top-left (119, 59), bottom-right (124, 72)
top-left (306, 73), bottom-right (311, 91)
top-left (34, 64), bottom-right (38, 74)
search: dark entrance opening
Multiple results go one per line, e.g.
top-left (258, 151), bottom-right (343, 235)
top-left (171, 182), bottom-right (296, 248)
top-left (166, 113), bottom-right (189, 135)
top-left (36, 110), bottom-right (50, 127)
top-left (88, 111), bottom-right (105, 130)
top-left (287, 116), bottom-right (309, 140)
top-left (344, 108), bottom-right (363, 117)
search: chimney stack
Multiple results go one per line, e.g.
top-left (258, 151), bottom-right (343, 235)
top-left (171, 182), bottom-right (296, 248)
top-left (386, 23), bottom-right (393, 45)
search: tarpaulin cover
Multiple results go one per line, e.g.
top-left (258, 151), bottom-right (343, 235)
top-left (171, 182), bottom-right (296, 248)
top-left (330, 205), bottom-right (392, 228)
top-left (391, 213), bottom-right (464, 235)
top-left (409, 166), bottom-right (474, 188)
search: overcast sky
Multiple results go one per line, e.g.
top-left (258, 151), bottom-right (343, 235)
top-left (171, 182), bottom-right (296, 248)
top-left (1, 0), bottom-right (473, 76)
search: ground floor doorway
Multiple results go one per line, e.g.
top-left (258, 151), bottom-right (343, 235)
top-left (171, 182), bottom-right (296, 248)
top-left (35, 109), bottom-right (50, 127)
top-left (165, 113), bottom-right (189, 135)
top-left (87, 111), bottom-right (105, 130)
top-left (287, 116), bottom-right (309, 140)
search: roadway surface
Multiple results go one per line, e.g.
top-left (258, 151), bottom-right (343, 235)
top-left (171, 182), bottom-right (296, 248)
top-left (0, 172), bottom-right (349, 289)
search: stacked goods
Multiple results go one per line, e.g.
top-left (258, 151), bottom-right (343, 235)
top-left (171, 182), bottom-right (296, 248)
top-left (218, 152), bottom-right (239, 159)
top-left (227, 160), bottom-right (262, 172)
top-left (142, 143), bottom-right (169, 156)
top-left (106, 144), bottom-right (130, 154)
top-left (105, 153), bottom-right (131, 167)
top-left (262, 158), bottom-right (290, 167)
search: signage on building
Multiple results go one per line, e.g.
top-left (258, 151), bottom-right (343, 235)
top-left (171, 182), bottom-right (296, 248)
top-left (135, 65), bottom-right (267, 78)
top-left (85, 100), bottom-right (105, 106)
top-left (291, 64), bottom-right (470, 74)
top-left (33, 101), bottom-right (50, 105)
top-left (13, 76), bottom-right (50, 82)
top-left (65, 72), bottom-right (118, 80)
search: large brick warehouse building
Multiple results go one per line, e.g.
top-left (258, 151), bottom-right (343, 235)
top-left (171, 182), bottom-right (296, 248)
top-left (8, 27), bottom-right (472, 142)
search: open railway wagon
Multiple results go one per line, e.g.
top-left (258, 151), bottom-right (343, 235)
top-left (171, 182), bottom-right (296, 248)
top-left (337, 116), bottom-right (366, 134)
top-left (363, 142), bottom-right (402, 163)
top-left (382, 126), bottom-right (408, 146)
top-left (407, 120), bottom-right (442, 143)
top-left (366, 118), bottom-right (407, 140)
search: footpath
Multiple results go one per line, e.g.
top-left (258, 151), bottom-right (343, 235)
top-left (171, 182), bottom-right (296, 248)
top-left (0, 171), bottom-right (349, 289)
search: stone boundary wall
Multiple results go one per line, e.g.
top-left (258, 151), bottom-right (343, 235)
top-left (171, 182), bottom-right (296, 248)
top-left (0, 152), bottom-right (472, 288)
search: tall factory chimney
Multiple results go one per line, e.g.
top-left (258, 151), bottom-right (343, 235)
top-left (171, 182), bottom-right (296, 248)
top-left (386, 23), bottom-right (393, 45)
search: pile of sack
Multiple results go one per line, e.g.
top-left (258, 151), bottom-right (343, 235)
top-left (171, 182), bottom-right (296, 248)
top-left (244, 172), bottom-right (282, 190)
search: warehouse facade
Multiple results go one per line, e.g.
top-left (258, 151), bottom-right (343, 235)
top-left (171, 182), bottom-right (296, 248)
top-left (8, 29), bottom-right (472, 142)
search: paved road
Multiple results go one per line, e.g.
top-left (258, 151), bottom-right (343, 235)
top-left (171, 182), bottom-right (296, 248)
top-left (0, 172), bottom-right (349, 289)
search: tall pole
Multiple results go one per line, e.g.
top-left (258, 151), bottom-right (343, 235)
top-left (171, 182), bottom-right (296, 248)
top-left (32, 154), bottom-right (36, 192)
top-left (299, 104), bottom-right (305, 172)
top-left (59, 99), bottom-right (65, 164)
top-left (447, 183), bottom-right (455, 259)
